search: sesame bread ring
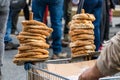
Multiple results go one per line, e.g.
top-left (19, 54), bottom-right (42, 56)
top-left (71, 44), bottom-right (96, 51)
top-left (25, 41), bottom-right (50, 48)
top-left (19, 32), bottom-right (47, 38)
top-left (19, 39), bottom-right (46, 44)
top-left (68, 20), bottom-right (92, 27)
top-left (22, 20), bottom-right (47, 27)
top-left (71, 34), bottom-right (94, 42)
top-left (17, 35), bottom-right (46, 42)
top-left (18, 45), bottom-right (41, 51)
top-left (29, 55), bottom-right (49, 59)
top-left (72, 10), bottom-right (95, 21)
top-left (19, 49), bottom-right (49, 55)
top-left (13, 57), bottom-right (47, 64)
top-left (24, 29), bottom-right (51, 36)
top-left (72, 50), bottom-right (95, 55)
top-left (14, 52), bottom-right (43, 58)
top-left (69, 23), bottom-right (94, 30)
top-left (69, 40), bottom-right (93, 48)
top-left (23, 25), bottom-right (53, 33)
top-left (69, 29), bottom-right (94, 36)
top-left (71, 44), bottom-right (96, 53)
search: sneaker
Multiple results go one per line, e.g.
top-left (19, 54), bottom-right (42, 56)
top-left (51, 52), bottom-right (67, 59)
top-left (5, 42), bottom-right (19, 50)
top-left (62, 34), bottom-right (70, 47)
top-left (115, 23), bottom-right (120, 27)
top-left (57, 52), bottom-right (67, 58)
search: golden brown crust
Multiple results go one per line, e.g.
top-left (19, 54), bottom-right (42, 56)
top-left (18, 45), bottom-right (40, 51)
top-left (19, 39), bottom-right (46, 44)
top-left (68, 20), bottom-right (92, 27)
top-left (22, 20), bottom-right (47, 27)
top-left (72, 13), bottom-right (95, 21)
top-left (71, 34), bottom-right (94, 42)
top-left (72, 50), bottom-right (95, 55)
top-left (69, 40), bottom-right (93, 47)
top-left (71, 44), bottom-right (96, 53)
top-left (17, 35), bottom-right (46, 42)
top-left (23, 25), bottom-right (53, 33)
top-left (15, 52), bottom-right (43, 58)
top-left (24, 41), bottom-right (50, 48)
top-left (13, 57), bottom-right (47, 64)
top-left (19, 48), bottom-right (49, 55)
top-left (24, 29), bottom-right (51, 36)
top-left (69, 29), bottom-right (94, 36)
top-left (29, 55), bottom-right (49, 58)
top-left (19, 32), bottom-right (46, 38)
top-left (69, 23), bottom-right (94, 30)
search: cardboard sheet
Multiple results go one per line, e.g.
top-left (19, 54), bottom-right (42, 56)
top-left (47, 60), bottom-right (96, 77)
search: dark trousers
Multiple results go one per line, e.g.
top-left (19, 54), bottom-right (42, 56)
top-left (63, 0), bottom-right (72, 35)
top-left (100, 0), bottom-right (110, 44)
top-left (83, 0), bottom-right (103, 51)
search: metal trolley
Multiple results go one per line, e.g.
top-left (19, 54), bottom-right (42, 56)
top-left (24, 58), bottom-right (120, 80)
top-left (24, 58), bottom-right (71, 80)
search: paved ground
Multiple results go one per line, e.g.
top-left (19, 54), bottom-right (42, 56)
top-left (1, 16), bottom-right (120, 80)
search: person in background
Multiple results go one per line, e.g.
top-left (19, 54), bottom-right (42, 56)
top-left (79, 31), bottom-right (120, 80)
top-left (4, 0), bottom-right (30, 50)
top-left (11, 0), bottom-right (31, 34)
top-left (78, 0), bottom-right (103, 51)
top-left (62, 0), bottom-right (72, 47)
top-left (0, 0), bottom-right (10, 75)
top-left (99, 0), bottom-right (115, 51)
top-left (32, 0), bottom-right (67, 59)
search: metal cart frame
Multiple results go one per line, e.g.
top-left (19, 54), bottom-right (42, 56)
top-left (24, 58), bottom-right (120, 80)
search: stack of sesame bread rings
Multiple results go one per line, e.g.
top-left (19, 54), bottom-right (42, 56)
top-left (69, 9), bottom-right (96, 57)
top-left (13, 12), bottom-right (53, 65)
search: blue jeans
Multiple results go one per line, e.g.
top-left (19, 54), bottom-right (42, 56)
top-left (4, 8), bottom-right (12, 42)
top-left (32, 0), bottom-right (64, 54)
top-left (83, 0), bottom-right (103, 51)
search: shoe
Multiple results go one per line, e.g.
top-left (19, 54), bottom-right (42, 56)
top-left (5, 42), bottom-right (19, 50)
top-left (115, 23), bottom-right (120, 27)
top-left (62, 40), bottom-right (69, 47)
top-left (51, 52), bottom-right (67, 59)
top-left (57, 52), bottom-right (67, 58)
top-left (62, 34), bottom-right (70, 47)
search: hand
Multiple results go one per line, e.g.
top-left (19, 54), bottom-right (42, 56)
top-left (78, 68), bottom-right (97, 80)
top-left (78, 64), bottom-right (104, 80)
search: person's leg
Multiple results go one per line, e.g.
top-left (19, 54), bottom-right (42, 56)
top-left (62, 0), bottom-right (72, 47)
top-left (0, 4), bottom-right (9, 75)
top-left (4, 8), bottom-right (12, 43)
top-left (4, 7), bottom-right (20, 50)
top-left (49, 0), bottom-right (64, 55)
top-left (32, 0), bottom-right (46, 22)
top-left (93, 0), bottom-right (103, 51)
top-left (11, 9), bottom-right (21, 34)
top-left (63, 0), bottom-right (72, 39)
top-left (23, 2), bottom-right (30, 20)
top-left (83, 0), bottom-right (103, 51)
